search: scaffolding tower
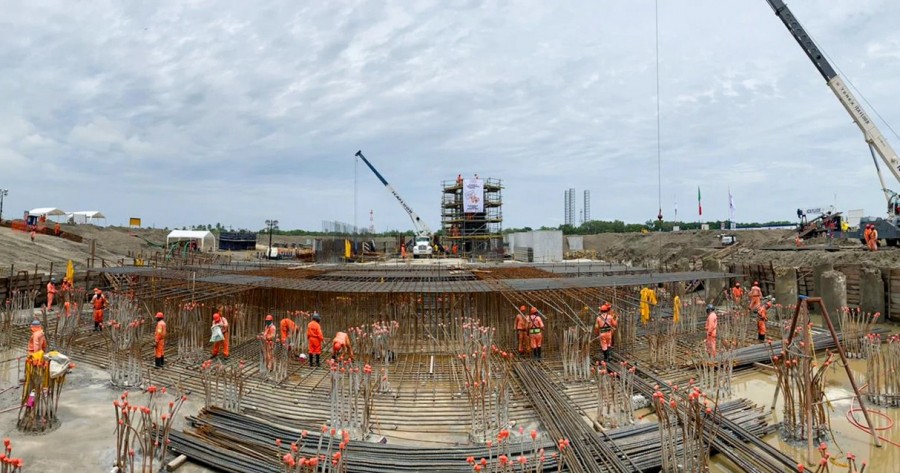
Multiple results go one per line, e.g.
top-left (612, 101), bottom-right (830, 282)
top-left (441, 177), bottom-right (503, 257)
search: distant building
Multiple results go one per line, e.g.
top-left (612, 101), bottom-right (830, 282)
top-left (583, 190), bottom-right (591, 222)
top-left (564, 188), bottom-right (576, 226)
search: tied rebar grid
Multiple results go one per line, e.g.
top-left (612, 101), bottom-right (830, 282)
top-left (645, 318), bottom-right (678, 368)
top-left (5, 289), bottom-right (38, 327)
top-left (103, 293), bottom-right (146, 388)
top-left (458, 318), bottom-right (511, 443)
top-left (593, 361), bottom-right (636, 429)
top-left (328, 359), bottom-right (376, 441)
top-left (45, 286), bottom-right (87, 353)
top-left (199, 358), bottom-right (248, 412)
top-left (863, 334), bottom-right (900, 407)
top-left (562, 326), bottom-right (592, 381)
top-left (692, 341), bottom-right (736, 400)
top-left (767, 307), bottom-right (833, 443)
top-left (840, 307), bottom-right (879, 358)
top-left (259, 335), bottom-right (289, 383)
top-left (651, 383), bottom-right (721, 473)
top-left (717, 309), bottom-right (753, 349)
top-left (348, 320), bottom-right (399, 394)
top-left (174, 301), bottom-right (207, 365)
top-left (17, 356), bottom-right (68, 433)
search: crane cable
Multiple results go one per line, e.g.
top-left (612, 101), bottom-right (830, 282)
top-left (655, 0), bottom-right (663, 222)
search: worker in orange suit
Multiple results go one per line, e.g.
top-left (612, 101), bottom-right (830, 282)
top-left (307, 312), bottom-right (324, 367)
top-left (90, 288), bottom-right (107, 332)
top-left (280, 316), bottom-right (299, 349)
top-left (27, 320), bottom-right (47, 356)
top-left (332, 330), bottom-right (353, 361)
top-left (748, 281), bottom-right (762, 311)
top-left (527, 307), bottom-right (544, 359)
top-left (46, 278), bottom-right (58, 312)
top-left (756, 298), bottom-right (773, 342)
top-left (262, 314), bottom-right (276, 372)
top-left (865, 224), bottom-right (879, 251)
top-left (730, 282), bottom-right (743, 306)
top-left (514, 305), bottom-right (529, 355)
top-left (154, 312), bottom-right (167, 369)
top-left (211, 312), bottom-right (230, 359)
top-left (54, 222), bottom-right (61, 235)
top-left (594, 303), bottom-right (617, 362)
top-left (705, 304), bottom-right (718, 357)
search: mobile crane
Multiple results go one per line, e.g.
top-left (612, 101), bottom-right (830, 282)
top-left (355, 150), bottom-right (434, 258)
top-left (766, 0), bottom-right (900, 246)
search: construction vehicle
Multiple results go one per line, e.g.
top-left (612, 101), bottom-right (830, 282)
top-left (766, 0), bottom-right (900, 246)
top-left (796, 211), bottom-right (844, 240)
top-left (355, 150), bottom-right (433, 258)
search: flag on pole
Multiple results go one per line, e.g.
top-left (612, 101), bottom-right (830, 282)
top-left (697, 186), bottom-right (702, 216)
top-left (674, 199), bottom-right (678, 221)
top-left (728, 189), bottom-right (735, 212)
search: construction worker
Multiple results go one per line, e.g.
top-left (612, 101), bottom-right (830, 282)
top-left (90, 288), bottom-right (107, 332)
top-left (527, 307), bottom-right (544, 359)
top-left (515, 305), bottom-right (528, 355)
top-left (154, 312), bottom-right (167, 369)
top-left (332, 330), bottom-right (353, 361)
top-left (730, 282), bottom-right (743, 306)
top-left (307, 312), bottom-right (324, 367)
top-left (705, 304), bottom-right (718, 357)
top-left (756, 299), bottom-right (773, 342)
top-left (54, 222), bottom-right (61, 235)
top-left (594, 303), bottom-right (617, 362)
top-left (866, 224), bottom-right (879, 251)
top-left (46, 278), bottom-right (58, 312)
top-left (211, 312), bottom-right (230, 359)
top-left (748, 281), bottom-right (762, 311)
top-left (262, 315), bottom-right (276, 372)
top-left (639, 286), bottom-right (657, 324)
top-left (27, 320), bottom-right (47, 356)
top-left (280, 316), bottom-right (299, 349)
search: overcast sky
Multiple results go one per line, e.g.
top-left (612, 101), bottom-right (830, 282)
top-left (2, 0), bottom-right (899, 231)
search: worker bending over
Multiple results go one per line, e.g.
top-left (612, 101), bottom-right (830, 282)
top-left (594, 303), bottom-right (617, 362)
top-left (527, 307), bottom-right (544, 359)
top-left (333, 330), bottom-right (354, 361)
top-left (262, 315), bottom-right (276, 372)
top-left (705, 304), bottom-right (718, 358)
top-left (154, 312), bottom-right (167, 369)
top-left (280, 316), bottom-right (299, 349)
top-left (90, 288), bottom-right (108, 332)
top-left (27, 320), bottom-right (47, 356)
top-left (307, 312), bottom-right (324, 367)
top-left (748, 282), bottom-right (762, 311)
top-left (211, 312), bottom-right (230, 360)
top-left (756, 298), bottom-right (773, 342)
top-left (514, 305), bottom-right (528, 355)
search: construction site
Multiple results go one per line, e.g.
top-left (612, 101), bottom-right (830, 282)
top-left (4, 0), bottom-right (900, 472)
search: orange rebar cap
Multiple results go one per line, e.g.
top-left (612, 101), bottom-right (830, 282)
top-left (155, 312), bottom-right (164, 319)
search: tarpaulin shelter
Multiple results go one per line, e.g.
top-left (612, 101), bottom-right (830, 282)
top-left (166, 230), bottom-right (216, 252)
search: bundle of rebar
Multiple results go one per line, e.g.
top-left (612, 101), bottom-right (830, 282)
top-left (651, 384), bottom-right (720, 473)
top-left (8, 289), bottom-right (37, 326)
top-left (717, 309), bottom-right (753, 347)
top-left (17, 355), bottom-right (68, 433)
top-left (102, 293), bottom-right (146, 387)
top-left (259, 335), bottom-right (289, 382)
top-left (645, 318), bottom-right (677, 368)
top-left (112, 386), bottom-right (188, 472)
top-left (459, 318), bottom-right (512, 443)
top-left (284, 311), bottom-right (309, 354)
top-left (199, 358), bottom-right (247, 412)
top-left (594, 361), bottom-right (636, 428)
top-left (612, 310), bottom-right (636, 351)
top-left (863, 333), bottom-right (900, 407)
top-left (43, 302), bottom-right (80, 353)
top-left (348, 320), bottom-right (399, 393)
top-left (692, 340), bottom-right (736, 400)
top-left (1, 439), bottom-right (24, 472)
top-left (0, 298), bottom-right (13, 349)
top-left (175, 301), bottom-right (207, 365)
top-left (840, 307), bottom-right (879, 358)
top-left (768, 325), bottom-right (833, 442)
top-left (562, 326), bottom-right (592, 381)
top-left (328, 359), bottom-right (376, 440)
top-left (222, 303), bottom-right (251, 343)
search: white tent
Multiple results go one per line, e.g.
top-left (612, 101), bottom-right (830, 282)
top-left (166, 230), bottom-right (216, 252)
top-left (28, 207), bottom-right (67, 223)
top-left (67, 211), bottom-right (106, 225)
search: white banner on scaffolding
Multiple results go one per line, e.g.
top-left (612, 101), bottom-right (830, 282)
top-left (463, 178), bottom-right (484, 213)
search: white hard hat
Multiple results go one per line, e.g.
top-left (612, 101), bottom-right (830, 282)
top-left (298, 353), bottom-right (308, 360)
